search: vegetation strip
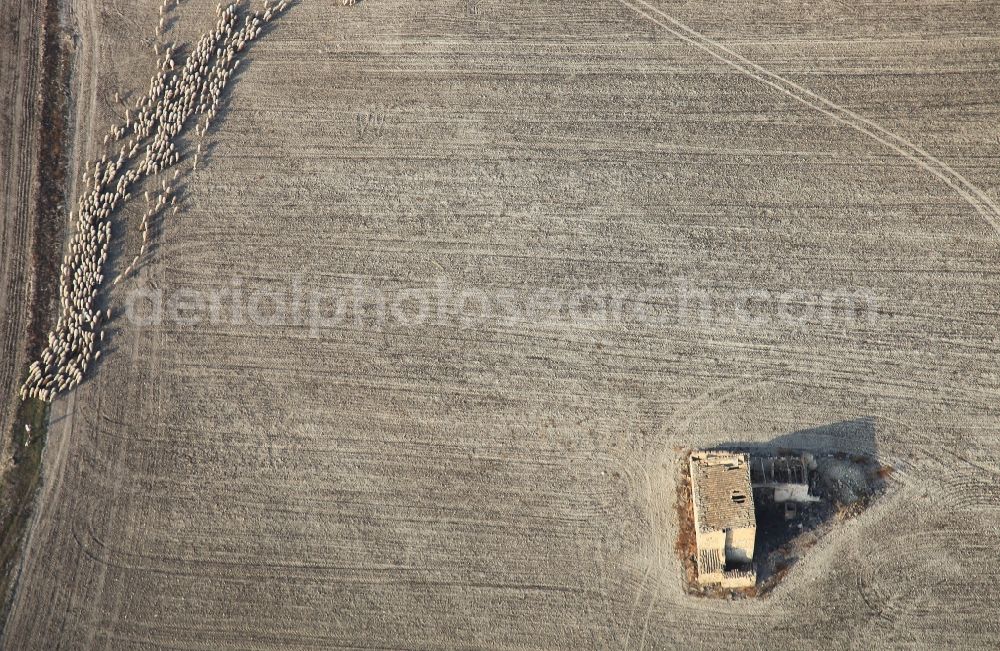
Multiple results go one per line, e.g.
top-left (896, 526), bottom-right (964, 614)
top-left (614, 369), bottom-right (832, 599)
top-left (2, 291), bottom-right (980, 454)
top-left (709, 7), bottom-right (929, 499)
top-left (0, 0), bottom-right (71, 628)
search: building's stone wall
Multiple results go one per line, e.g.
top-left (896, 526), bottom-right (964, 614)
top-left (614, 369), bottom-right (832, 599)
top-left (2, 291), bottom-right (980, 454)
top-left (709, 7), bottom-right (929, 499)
top-left (726, 526), bottom-right (755, 564)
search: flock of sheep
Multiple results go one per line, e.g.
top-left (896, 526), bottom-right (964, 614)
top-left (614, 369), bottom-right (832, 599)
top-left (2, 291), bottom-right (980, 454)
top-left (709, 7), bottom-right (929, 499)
top-left (21, 0), bottom-right (292, 403)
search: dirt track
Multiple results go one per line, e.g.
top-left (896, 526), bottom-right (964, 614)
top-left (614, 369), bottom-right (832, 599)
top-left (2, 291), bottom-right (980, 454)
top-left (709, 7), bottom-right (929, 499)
top-left (5, 0), bottom-right (1000, 648)
top-left (0, 0), bottom-right (46, 478)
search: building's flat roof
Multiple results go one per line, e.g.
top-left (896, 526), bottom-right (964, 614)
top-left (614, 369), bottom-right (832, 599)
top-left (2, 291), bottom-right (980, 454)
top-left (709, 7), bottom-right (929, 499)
top-left (690, 451), bottom-right (756, 532)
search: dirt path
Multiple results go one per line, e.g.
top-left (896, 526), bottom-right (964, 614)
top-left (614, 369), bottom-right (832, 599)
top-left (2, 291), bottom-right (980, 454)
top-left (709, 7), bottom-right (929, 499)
top-left (5, 0), bottom-right (1000, 648)
top-left (0, 0), bottom-right (46, 478)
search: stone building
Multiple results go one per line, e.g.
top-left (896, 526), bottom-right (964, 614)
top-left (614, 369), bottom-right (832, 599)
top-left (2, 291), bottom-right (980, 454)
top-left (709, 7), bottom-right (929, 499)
top-left (689, 450), bottom-right (757, 588)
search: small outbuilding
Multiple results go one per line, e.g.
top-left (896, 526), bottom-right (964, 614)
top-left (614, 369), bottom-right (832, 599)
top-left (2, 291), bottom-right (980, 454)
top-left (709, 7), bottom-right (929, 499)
top-left (750, 453), bottom-right (820, 505)
top-left (689, 450), bottom-right (757, 588)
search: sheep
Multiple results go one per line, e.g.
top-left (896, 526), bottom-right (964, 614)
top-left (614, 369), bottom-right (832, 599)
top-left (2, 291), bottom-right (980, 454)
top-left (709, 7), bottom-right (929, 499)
top-left (22, 2), bottom-right (285, 402)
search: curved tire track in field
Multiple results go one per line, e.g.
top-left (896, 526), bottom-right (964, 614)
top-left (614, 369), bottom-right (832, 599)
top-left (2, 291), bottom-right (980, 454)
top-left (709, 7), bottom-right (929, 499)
top-left (7, 2), bottom-right (1000, 648)
top-left (851, 523), bottom-right (976, 647)
top-left (877, 414), bottom-right (1000, 512)
top-left (616, 0), bottom-right (1000, 239)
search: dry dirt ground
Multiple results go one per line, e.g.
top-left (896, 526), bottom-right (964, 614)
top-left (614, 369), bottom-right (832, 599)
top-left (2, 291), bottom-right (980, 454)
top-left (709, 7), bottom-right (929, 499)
top-left (0, 0), bottom-right (45, 476)
top-left (5, 0), bottom-right (1000, 648)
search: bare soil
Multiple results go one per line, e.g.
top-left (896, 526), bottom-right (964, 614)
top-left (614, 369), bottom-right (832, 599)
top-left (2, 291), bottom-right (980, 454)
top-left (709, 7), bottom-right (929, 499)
top-left (0, 0), bottom-right (46, 487)
top-left (0, 0), bottom-right (70, 625)
top-left (4, 0), bottom-right (1000, 648)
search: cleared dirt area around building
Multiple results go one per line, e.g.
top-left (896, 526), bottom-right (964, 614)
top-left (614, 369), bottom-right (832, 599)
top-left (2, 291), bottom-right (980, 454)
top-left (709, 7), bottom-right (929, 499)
top-left (5, 0), bottom-right (1000, 648)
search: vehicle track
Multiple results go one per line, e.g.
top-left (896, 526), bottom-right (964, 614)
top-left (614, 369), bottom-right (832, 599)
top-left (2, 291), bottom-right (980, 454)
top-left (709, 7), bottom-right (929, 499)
top-left (0, 0), bottom-right (44, 470)
top-left (615, 0), bottom-right (1000, 238)
top-left (6, 0), bottom-right (1000, 648)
